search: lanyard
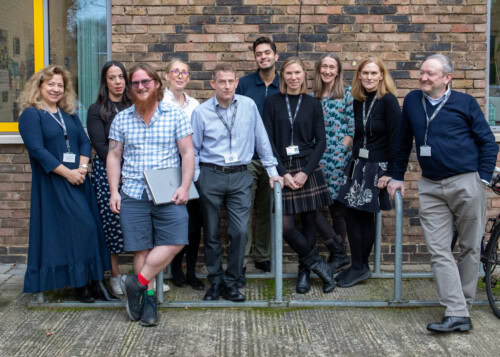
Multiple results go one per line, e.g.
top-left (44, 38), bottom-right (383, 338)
top-left (43, 105), bottom-right (71, 153)
top-left (362, 96), bottom-right (377, 148)
top-left (421, 93), bottom-right (450, 146)
top-left (285, 94), bottom-right (302, 145)
top-left (215, 100), bottom-right (239, 151)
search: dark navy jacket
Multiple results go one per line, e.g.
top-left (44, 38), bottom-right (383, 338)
top-left (236, 71), bottom-right (280, 117)
top-left (393, 90), bottom-right (498, 182)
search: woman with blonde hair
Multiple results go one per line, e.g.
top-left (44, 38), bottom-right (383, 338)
top-left (19, 65), bottom-right (110, 301)
top-left (162, 58), bottom-right (204, 290)
top-left (263, 57), bottom-right (336, 294)
top-left (336, 57), bottom-right (401, 287)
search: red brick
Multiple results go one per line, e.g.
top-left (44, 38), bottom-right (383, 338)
top-left (451, 24), bottom-right (474, 33)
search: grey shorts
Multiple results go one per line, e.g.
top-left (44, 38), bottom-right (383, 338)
top-left (120, 190), bottom-right (189, 252)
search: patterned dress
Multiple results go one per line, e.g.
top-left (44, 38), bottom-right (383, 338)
top-left (315, 86), bottom-right (354, 201)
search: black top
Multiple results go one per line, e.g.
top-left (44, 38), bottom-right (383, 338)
top-left (87, 101), bottom-right (127, 162)
top-left (352, 91), bottom-right (401, 176)
top-left (263, 93), bottom-right (326, 176)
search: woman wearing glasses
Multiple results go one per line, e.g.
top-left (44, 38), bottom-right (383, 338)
top-left (336, 57), bottom-right (401, 288)
top-left (87, 61), bottom-right (132, 297)
top-left (162, 59), bottom-right (204, 291)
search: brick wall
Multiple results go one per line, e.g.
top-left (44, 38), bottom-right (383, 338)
top-left (0, 0), bottom-right (493, 265)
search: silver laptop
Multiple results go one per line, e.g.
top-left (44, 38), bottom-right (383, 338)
top-left (143, 167), bottom-right (199, 205)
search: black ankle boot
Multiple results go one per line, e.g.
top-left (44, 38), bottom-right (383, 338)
top-left (301, 248), bottom-right (336, 293)
top-left (90, 280), bottom-right (120, 301)
top-left (295, 262), bottom-right (311, 294)
top-left (327, 235), bottom-right (351, 272)
top-left (75, 284), bottom-right (94, 303)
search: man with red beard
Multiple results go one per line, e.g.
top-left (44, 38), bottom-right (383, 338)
top-left (107, 63), bottom-right (194, 327)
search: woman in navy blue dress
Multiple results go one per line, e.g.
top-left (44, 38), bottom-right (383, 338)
top-left (18, 65), bottom-right (111, 301)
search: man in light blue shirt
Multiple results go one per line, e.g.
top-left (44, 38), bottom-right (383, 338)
top-left (192, 63), bottom-right (282, 302)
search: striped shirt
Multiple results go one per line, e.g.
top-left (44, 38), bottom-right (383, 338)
top-left (109, 101), bottom-right (193, 200)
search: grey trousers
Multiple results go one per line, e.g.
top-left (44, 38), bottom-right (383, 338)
top-left (245, 159), bottom-right (272, 265)
top-left (418, 172), bottom-right (486, 317)
top-left (198, 165), bottom-right (253, 287)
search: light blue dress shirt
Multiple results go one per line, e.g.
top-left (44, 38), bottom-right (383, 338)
top-left (191, 94), bottom-right (278, 181)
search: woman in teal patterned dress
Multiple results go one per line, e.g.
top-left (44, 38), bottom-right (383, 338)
top-left (313, 54), bottom-right (354, 272)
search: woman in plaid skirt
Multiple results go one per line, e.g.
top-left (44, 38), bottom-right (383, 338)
top-left (263, 57), bottom-right (336, 294)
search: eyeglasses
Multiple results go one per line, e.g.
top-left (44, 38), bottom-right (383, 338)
top-left (170, 69), bottom-right (190, 77)
top-left (130, 79), bottom-right (154, 89)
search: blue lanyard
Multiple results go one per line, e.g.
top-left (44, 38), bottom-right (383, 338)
top-left (43, 105), bottom-right (71, 153)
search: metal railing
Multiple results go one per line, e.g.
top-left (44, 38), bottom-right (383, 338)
top-left (31, 187), bottom-right (489, 308)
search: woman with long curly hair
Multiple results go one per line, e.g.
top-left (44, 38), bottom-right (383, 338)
top-left (19, 65), bottom-right (111, 302)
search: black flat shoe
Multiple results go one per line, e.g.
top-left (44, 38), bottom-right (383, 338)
top-left (336, 267), bottom-right (372, 288)
top-left (75, 285), bottom-right (94, 303)
top-left (186, 275), bottom-right (205, 291)
top-left (203, 283), bottom-right (221, 301)
top-left (221, 284), bottom-right (245, 302)
top-left (255, 260), bottom-right (271, 272)
top-left (427, 316), bottom-right (472, 333)
top-left (90, 280), bottom-right (120, 301)
top-left (172, 273), bottom-right (187, 288)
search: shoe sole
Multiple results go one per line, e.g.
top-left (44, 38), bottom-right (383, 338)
top-left (120, 278), bottom-right (140, 322)
top-left (427, 324), bottom-right (472, 333)
top-left (139, 319), bottom-right (159, 327)
top-left (221, 293), bottom-right (246, 302)
top-left (337, 271), bottom-right (372, 288)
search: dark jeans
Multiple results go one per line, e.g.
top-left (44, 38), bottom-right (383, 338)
top-left (198, 165), bottom-right (253, 288)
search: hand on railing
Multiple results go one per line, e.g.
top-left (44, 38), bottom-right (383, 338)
top-left (388, 180), bottom-right (405, 200)
top-left (269, 175), bottom-right (284, 189)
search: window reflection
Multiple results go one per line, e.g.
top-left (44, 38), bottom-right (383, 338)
top-left (0, 0), bottom-right (34, 123)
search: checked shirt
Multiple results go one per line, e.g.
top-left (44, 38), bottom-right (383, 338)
top-left (109, 101), bottom-right (193, 200)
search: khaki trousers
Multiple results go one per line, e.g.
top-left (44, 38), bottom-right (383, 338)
top-left (418, 172), bottom-right (486, 317)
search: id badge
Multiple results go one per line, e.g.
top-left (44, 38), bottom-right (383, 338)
top-left (63, 152), bottom-right (76, 163)
top-left (420, 146), bottom-right (431, 157)
top-left (359, 148), bottom-right (369, 159)
top-left (286, 145), bottom-right (300, 156)
top-left (224, 153), bottom-right (239, 164)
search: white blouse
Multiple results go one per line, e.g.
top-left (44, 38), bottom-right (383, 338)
top-left (163, 88), bottom-right (200, 119)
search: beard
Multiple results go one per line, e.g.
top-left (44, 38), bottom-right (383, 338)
top-left (131, 88), bottom-right (159, 116)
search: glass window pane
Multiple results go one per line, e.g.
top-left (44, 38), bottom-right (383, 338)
top-left (0, 0), bottom-right (34, 123)
top-left (49, 0), bottom-right (107, 126)
top-left (490, 0), bottom-right (500, 126)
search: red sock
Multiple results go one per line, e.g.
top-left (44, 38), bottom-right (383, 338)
top-left (137, 273), bottom-right (149, 286)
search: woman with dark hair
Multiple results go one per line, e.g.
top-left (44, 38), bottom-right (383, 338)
top-left (336, 57), bottom-right (401, 287)
top-left (263, 57), bottom-right (336, 294)
top-left (87, 61), bottom-right (132, 296)
top-left (19, 65), bottom-right (111, 302)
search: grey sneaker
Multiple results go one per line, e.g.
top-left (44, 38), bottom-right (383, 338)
top-left (140, 294), bottom-right (159, 327)
top-left (120, 275), bottom-right (147, 321)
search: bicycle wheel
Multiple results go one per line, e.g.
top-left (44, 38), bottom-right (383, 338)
top-left (485, 228), bottom-right (500, 318)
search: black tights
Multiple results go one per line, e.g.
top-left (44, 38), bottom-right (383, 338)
top-left (343, 206), bottom-right (376, 270)
top-left (283, 211), bottom-right (317, 258)
top-left (315, 201), bottom-right (348, 249)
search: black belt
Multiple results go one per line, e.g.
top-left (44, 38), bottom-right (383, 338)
top-left (200, 163), bottom-right (247, 173)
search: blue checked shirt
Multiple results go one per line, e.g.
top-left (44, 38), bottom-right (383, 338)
top-left (109, 101), bottom-right (193, 200)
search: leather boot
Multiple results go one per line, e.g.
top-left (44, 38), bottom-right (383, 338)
top-left (90, 280), bottom-right (120, 301)
top-left (327, 235), bottom-right (351, 273)
top-left (301, 248), bottom-right (336, 293)
top-left (75, 284), bottom-right (94, 303)
top-left (295, 262), bottom-right (311, 294)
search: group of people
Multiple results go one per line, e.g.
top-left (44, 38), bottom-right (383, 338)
top-left (18, 35), bottom-right (497, 333)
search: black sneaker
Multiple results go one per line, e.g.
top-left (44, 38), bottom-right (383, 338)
top-left (120, 275), bottom-right (147, 321)
top-left (140, 294), bottom-right (159, 327)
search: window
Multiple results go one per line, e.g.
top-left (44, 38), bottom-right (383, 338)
top-left (0, 0), bottom-right (108, 133)
top-left (0, 0), bottom-right (34, 127)
top-left (49, 0), bottom-right (108, 125)
top-left (490, 0), bottom-right (500, 127)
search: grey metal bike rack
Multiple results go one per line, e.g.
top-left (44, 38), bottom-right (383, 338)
top-left (31, 188), bottom-right (489, 308)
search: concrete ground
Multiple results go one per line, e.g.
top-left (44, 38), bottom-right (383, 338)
top-left (0, 263), bottom-right (498, 357)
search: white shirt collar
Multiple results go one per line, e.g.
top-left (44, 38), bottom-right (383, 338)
top-left (422, 86), bottom-right (451, 106)
top-left (164, 88), bottom-right (190, 110)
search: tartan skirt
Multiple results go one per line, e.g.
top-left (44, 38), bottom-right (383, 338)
top-left (282, 156), bottom-right (333, 215)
